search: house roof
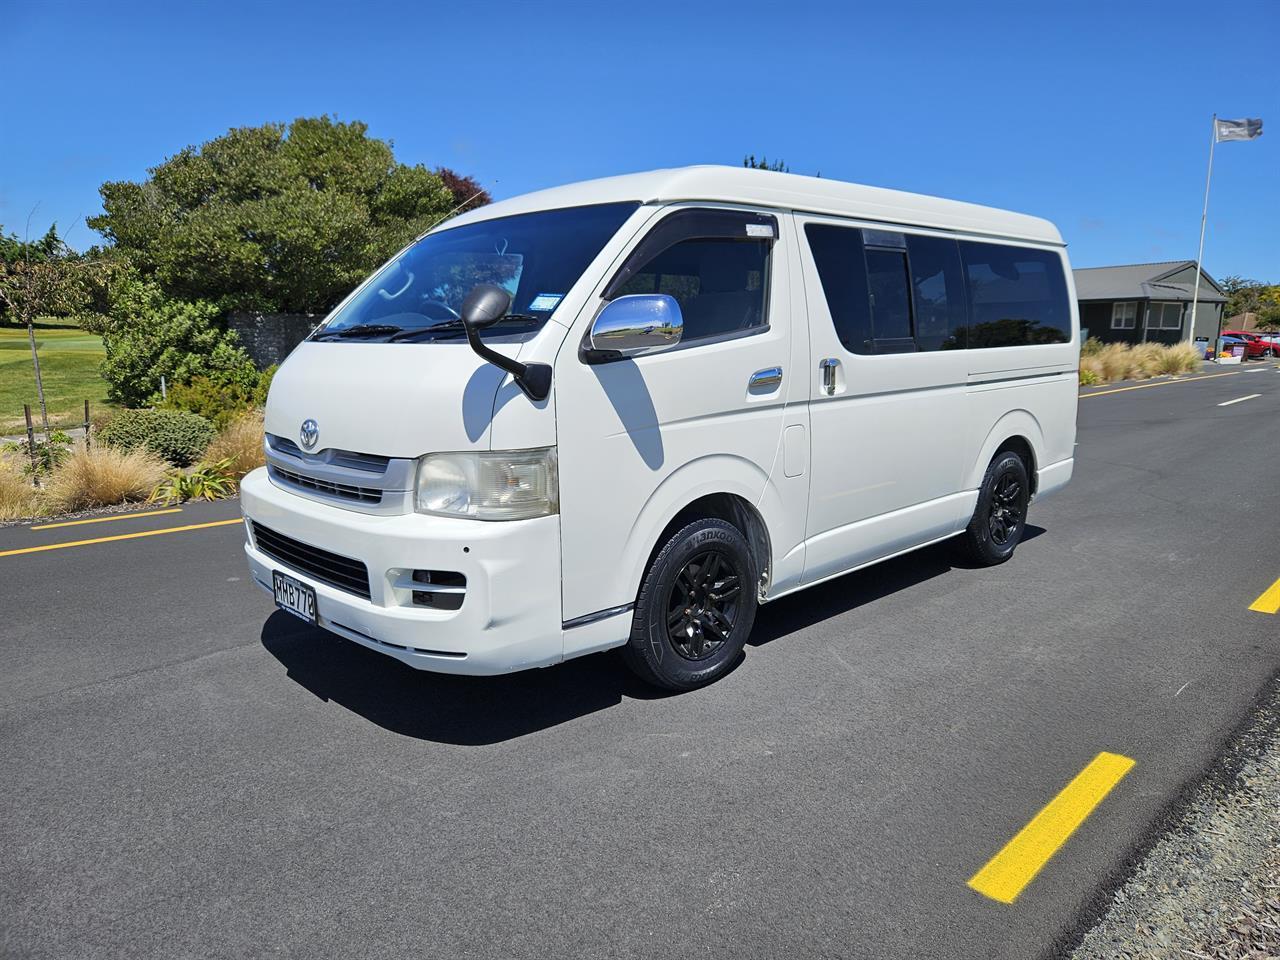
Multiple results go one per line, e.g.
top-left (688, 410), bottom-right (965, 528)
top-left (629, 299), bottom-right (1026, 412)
top-left (1072, 261), bottom-right (1226, 302)
top-left (443, 165), bottom-right (1064, 245)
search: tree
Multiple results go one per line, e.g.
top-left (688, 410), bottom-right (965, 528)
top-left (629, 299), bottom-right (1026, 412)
top-left (88, 117), bottom-right (482, 313)
top-left (743, 154), bottom-right (789, 172)
top-left (0, 223), bottom-right (100, 435)
top-left (435, 168), bottom-right (491, 213)
top-left (1219, 275), bottom-right (1280, 329)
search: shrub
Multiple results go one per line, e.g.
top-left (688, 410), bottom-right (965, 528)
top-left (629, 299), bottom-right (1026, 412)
top-left (151, 458), bottom-right (238, 504)
top-left (161, 376), bottom-right (256, 429)
top-left (1129, 343), bottom-right (1165, 380)
top-left (203, 408), bottom-right (265, 481)
top-left (98, 409), bottom-right (216, 467)
top-left (1160, 342), bottom-right (1201, 375)
top-left (96, 273), bottom-right (260, 407)
top-left (0, 452), bottom-right (42, 520)
top-left (252, 365), bottom-right (278, 406)
top-left (1080, 336), bottom-right (1105, 357)
top-left (1097, 343), bottom-right (1136, 382)
top-left (43, 445), bottom-right (168, 513)
top-left (1, 430), bottom-right (74, 475)
top-left (1078, 367), bottom-right (1101, 386)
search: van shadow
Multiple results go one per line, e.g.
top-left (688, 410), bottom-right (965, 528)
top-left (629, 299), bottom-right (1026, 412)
top-left (261, 526), bottom-right (1044, 744)
top-left (749, 525), bottom-right (1045, 647)
top-left (260, 612), bottom-right (665, 746)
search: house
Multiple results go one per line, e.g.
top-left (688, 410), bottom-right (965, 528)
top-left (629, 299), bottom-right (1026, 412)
top-left (1072, 261), bottom-right (1226, 346)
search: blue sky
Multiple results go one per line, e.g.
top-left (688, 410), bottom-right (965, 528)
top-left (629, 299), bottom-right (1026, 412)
top-left (2, 0), bottom-right (1275, 279)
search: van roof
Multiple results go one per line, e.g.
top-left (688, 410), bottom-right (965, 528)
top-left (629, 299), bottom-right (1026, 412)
top-left (443, 165), bottom-right (1064, 246)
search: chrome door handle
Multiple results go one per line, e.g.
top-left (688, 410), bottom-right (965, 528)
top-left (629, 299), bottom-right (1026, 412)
top-left (749, 366), bottom-right (784, 389)
top-left (819, 357), bottom-right (840, 395)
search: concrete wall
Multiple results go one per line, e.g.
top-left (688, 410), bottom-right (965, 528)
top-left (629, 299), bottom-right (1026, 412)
top-left (228, 311), bottom-right (320, 369)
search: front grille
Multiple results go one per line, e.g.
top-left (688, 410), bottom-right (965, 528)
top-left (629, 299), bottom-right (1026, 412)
top-left (252, 522), bottom-right (371, 599)
top-left (269, 465), bottom-right (383, 504)
top-left (267, 435), bottom-right (389, 474)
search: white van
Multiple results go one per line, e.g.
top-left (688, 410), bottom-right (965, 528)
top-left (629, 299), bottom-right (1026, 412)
top-left (241, 166), bottom-right (1077, 690)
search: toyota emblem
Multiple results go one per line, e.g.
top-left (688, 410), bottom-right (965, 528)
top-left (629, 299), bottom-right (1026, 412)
top-left (299, 419), bottom-right (319, 451)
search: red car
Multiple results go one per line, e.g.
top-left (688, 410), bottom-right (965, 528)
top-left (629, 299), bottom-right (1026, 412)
top-left (1221, 330), bottom-right (1270, 358)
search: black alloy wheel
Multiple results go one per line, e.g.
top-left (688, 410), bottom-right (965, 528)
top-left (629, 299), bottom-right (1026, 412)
top-left (987, 471), bottom-right (1025, 546)
top-left (624, 517), bottom-right (758, 690)
top-left (666, 550), bottom-right (742, 661)
top-left (959, 451), bottom-right (1031, 566)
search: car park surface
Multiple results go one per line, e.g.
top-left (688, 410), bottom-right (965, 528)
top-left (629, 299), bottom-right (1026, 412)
top-left (2, 363), bottom-right (1278, 959)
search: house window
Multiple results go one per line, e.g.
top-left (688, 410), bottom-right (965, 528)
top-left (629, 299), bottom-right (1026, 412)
top-left (1111, 302), bottom-right (1137, 329)
top-left (1146, 302), bottom-right (1183, 331)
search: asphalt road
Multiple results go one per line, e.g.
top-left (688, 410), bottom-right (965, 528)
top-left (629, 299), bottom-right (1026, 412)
top-left (3, 363), bottom-right (1278, 959)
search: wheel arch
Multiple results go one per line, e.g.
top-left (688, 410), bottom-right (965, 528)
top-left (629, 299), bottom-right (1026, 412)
top-left (621, 456), bottom-right (775, 608)
top-left (967, 410), bottom-right (1046, 497)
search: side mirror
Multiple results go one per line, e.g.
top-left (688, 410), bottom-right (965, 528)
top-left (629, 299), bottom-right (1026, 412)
top-left (457, 283), bottom-right (551, 402)
top-left (586, 294), bottom-right (683, 362)
top-left (460, 283), bottom-right (512, 331)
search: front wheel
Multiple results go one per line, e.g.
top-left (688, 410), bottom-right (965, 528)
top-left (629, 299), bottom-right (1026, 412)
top-left (959, 452), bottom-right (1030, 566)
top-left (623, 518), bottom-right (758, 691)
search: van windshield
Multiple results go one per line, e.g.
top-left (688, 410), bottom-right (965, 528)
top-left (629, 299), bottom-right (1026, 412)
top-left (313, 202), bottom-right (639, 342)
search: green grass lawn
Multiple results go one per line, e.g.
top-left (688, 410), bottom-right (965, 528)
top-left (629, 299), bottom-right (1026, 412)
top-left (0, 323), bottom-right (114, 434)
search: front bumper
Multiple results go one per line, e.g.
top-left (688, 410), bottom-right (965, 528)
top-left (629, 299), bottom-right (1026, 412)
top-left (240, 467), bottom-right (564, 675)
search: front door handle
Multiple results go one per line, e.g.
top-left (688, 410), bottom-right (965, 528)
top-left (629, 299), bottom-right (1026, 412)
top-left (749, 366), bottom-right (784, 390)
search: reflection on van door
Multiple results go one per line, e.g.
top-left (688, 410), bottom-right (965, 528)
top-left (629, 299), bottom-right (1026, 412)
top-left (798, 219), bottom-right (973, 583)
top-left (556, 207), bottom-right (797, 627)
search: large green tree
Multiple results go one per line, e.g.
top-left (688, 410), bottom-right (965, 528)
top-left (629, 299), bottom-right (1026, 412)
top-left (88, 117), bottom-right (478, 313)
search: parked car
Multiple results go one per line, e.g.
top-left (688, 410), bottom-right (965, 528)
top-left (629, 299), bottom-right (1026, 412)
top-left (240, 166), bottom-right (1079, 690)
top-left (1221, 330), bottom-right (1269, 358)
top-left (1257, 333), bottom-right (1280, 357)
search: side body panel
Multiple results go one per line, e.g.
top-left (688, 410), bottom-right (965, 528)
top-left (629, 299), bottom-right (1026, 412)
top-left (554, 204), bottom-right (800, 635)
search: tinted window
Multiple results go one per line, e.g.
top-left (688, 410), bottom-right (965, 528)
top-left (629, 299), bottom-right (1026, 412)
top-left (617, 238), bottom-right (769, 342)
top-left (907, 234), bottom-right (966, 350)
top-left (958, 242), bottom-right (1071, 347)
top-left (865, 247), bottom-right (914, 350)
top-left (804, 224), bottom-right (872, 353)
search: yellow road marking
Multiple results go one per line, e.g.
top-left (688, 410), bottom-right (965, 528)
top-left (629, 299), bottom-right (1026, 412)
top-left (30, 508), bottom-right (182, 531)
top-left (1249, 577), bottom-right (1280, 614)
top-left (0, 518), bottom-right (242, 559)
top-left (1080, 369), bottom-right (1256, 399)
top-left (968, 752), bottom-right (1135, 904)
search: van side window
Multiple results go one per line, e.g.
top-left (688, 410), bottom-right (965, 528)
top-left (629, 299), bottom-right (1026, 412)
top-left (958, 241), bottom-right (1071, 347)
top-left (906, 234), bottom-right (967, 350)
top-left (804, 224), bottom-right (873, 353)
top-left (864, 244), bottom-right (915, 352)
top-left (615, 238), bottom-right (769, 342)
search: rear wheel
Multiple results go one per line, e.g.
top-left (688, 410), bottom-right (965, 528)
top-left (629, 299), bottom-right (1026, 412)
top-left (959, 451), bottom-right (1030, 566)
top-left (623, 518), bottom-right (757, 691)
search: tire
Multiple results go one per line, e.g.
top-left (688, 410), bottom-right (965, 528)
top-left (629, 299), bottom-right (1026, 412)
top-left (959, 451), bottom-right (1030, 566)
top-left (623, 518), bottom-right (758, 691)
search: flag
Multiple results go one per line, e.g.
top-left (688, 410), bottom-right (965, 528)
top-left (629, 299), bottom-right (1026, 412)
top-left (1215, 118), bottom-right (1263, 142)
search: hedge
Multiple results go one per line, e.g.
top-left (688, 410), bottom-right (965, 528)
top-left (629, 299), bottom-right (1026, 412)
top-left (98, 409), bottom-right (216, 467)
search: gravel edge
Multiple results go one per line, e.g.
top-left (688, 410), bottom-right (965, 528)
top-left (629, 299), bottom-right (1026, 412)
top-left (1066, 677), bottom-right (1280, 959)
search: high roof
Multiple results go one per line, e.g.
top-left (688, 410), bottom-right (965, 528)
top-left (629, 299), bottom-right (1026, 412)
top-left (443, 165), bottom-right (1063, 245)
top-left (1072, 261), bottom-right (1226, 303)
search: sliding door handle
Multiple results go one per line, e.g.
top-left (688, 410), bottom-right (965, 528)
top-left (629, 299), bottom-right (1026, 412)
top-left (819, 357), bottom-right (840, 395)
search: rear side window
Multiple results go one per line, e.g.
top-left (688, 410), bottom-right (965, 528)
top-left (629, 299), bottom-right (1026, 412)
top-left (958, 242), bottom-right (1071, 347)
top-left (907, 234), bottom-right (967, 350)
top-left (805, 224), bottom-right (873, 353)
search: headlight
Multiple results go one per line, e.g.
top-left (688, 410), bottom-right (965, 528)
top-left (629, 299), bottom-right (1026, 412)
top-left (416, 448), bottom-right (558, 521)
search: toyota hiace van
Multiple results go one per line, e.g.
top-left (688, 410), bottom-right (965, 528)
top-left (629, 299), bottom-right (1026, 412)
top-left (241, 166), bottom-right (1078, 689)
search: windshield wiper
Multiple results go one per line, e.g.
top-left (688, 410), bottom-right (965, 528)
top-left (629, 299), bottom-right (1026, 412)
top-left (311, 323), bottom-right (404, 341)
top-left (387, 315), bottom-right (543, 342)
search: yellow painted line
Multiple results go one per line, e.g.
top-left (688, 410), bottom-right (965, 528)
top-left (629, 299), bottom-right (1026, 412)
top-left (1249, 577), bottom-right (1280, 614)
top-left (30, 508), bottom-right (182, 531)
top-left (1080, 369), bottom-right (1253, 399)
top-left (968, 752), bottom-right (1135, 904)
top-left (0, 518), bottom-right (242, 559)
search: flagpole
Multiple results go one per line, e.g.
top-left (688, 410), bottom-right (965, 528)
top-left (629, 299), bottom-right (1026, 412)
top-left (1189, 115), bottom-right (1215, 350)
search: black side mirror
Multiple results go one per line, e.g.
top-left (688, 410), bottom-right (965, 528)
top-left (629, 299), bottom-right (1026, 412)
top-left (460, 283), bottom-right (513, 330)
top-left (457, 284), bottom-right (552, 402)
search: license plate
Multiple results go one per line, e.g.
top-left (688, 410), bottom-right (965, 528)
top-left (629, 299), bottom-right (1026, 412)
top-left (273, 571), bottom-right (317, 625)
